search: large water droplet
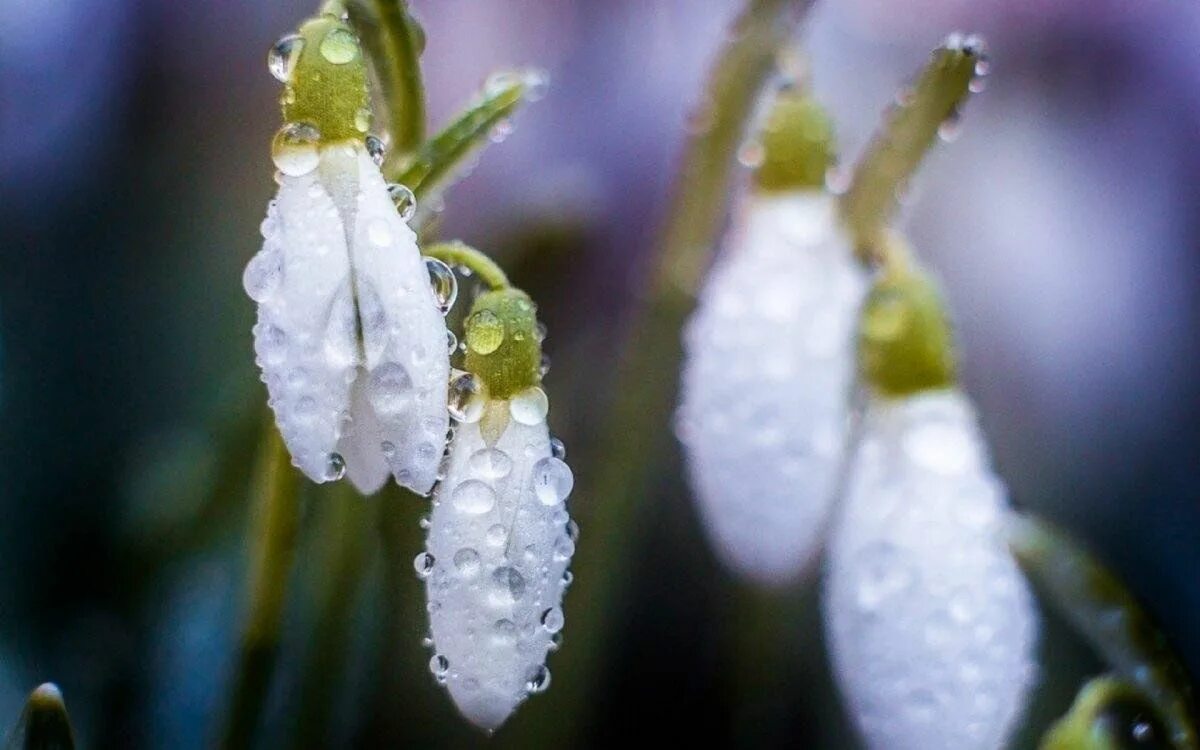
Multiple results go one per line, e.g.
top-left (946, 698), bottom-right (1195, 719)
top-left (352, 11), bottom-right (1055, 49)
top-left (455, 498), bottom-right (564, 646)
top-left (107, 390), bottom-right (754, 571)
top-left (466, 309), bottom-right (504, 354)
top-left (243, 249), bottom-right (282, 302)
top-left (325, 453), bottom-right (346, 481)
top-left (469, 448), bottom-right (512, 479)
top-left (319, 27), bottom-right (359, 64)
top-left (453, 547), bottom-right (481, 578)
top-left (425, 257), bottom-right (457, 314)
top-left (387, 183), bottom-right (416, 221)
top-left (491, 566), bottom-right (526, 604)
top-left (447, 371), bottom-right (485, 423)
top-left (531, 457), bottom-right (573, 506)
top-left (413, 552), bottom-right (435, 579)
top-left (368, 362), bottom-right (413, 417)
top-left (429, 653), bottom-right (449, 680)
top-left (540, 607), bottom-right (564, 634)
top-left (268, 34), bottom-right (303, 82)
top-left (509, 387), bottom-right (549, 425)
top-left (271, 122), bottom-right (321, 176)
top-left (452, 479), bottom-right (496, 515)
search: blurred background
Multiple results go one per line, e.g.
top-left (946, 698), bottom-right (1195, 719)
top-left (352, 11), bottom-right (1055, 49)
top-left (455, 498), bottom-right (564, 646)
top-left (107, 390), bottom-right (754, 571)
top-left (1, 0), bottom-right (1198, 747)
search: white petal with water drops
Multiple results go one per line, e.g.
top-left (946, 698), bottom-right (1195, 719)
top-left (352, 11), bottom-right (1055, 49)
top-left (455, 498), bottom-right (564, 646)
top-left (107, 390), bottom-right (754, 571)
top-left (423, 411), bottom-right (574, 730)
top-left (676, 193), bottom-right (867, 585)
top-left (247, 151), bottom-right (356, 483)
top-left (341, 148), bottom-right (449, 494)
top-left (823, 390), bottom-right (1038, 750)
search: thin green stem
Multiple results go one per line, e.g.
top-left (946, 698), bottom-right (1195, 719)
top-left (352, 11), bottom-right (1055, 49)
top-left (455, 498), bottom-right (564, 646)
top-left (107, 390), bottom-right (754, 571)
top-left (840, 37), bottom-right (984, 260)
top-left (388, 71), bottom-right (534, 201)
top-left (218, 424), bottom-right (302, 750)
top-left (422, 241), bottom-right (510, 291)
top-left (288, 482), bottom-right (375, 749)
top-left (371, 0), bottom-right (425, 153)
top-left (502, 0), bottom-right (814, 745)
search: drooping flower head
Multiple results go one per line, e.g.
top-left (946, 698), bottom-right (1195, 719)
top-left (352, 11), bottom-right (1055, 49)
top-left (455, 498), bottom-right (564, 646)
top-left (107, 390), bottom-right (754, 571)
top-left (824, 247), bottom-right (1039, 749)
top-left (677, 86), bottom-right (868, 586)
top-left (245, 13), bottom-right (450, 495)
top-left (420, 271), bottom-right (575, 731)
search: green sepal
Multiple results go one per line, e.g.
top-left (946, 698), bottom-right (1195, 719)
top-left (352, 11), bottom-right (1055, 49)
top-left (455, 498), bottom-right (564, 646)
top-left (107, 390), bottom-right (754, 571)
top-left (463, 289), bottom-right (542, 400)
top-left (389, 70), bottom-right (538, 199)
top-left (283, 16), bottom-right (370, 144)
top-left (8, 683), bottom-right (76, 750)
top-left (858, 259), bottom-right (957, 397)
top-left (751, 89), bottom-right (836, 192)
top-left (1040, 677), bottom-right (1173, 750)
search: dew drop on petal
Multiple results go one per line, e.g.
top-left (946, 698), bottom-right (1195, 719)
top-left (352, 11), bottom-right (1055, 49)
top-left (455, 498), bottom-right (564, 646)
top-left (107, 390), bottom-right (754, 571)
top-left (531, 457), bottom-right (573, 506)
top-left (367, 217), bottom-right (392, 247)
top-left (413, 552), bottom-right (435, 579)
top-left (540, 607), bottom-right (564, 634)
top-left (452, 479), bottom-right (496, 515)
top-left (242, 249), bottom-right (282, 302)
top-left (425, 257), bottom-right (457, 314)
top-left (367, 362), bottom-right (414, 417)
top-left (267, 34), bottom-right (303, 82)
top-left (325, 452), bottom-right (346, 481)
top-left (429, 653), bottom-right (449, 679)
top-left (486, 524), bottom-right (508, 547)
top-left (447, 371), bottom-right (485, 423)
top-left (446, 330), bottom-right (458, 355)
top-left (271, 122), bottom-right (321, 176)
top-left (550, 437), bottom-right (566, 460)
top-left (525, 665), bottom-right (550, 694)
top-left (452, 547), bottom-right (481, 578)
top-left (509, 387), bottom-right (549, 425)
top-left (365, 134), bottom-right (385, 164)
top-left (387, 183), bottom-right (417, 222)
top-left (469, 448), bottom-right (513, 479)
top-left (491, 566), bottom-right (526, 604)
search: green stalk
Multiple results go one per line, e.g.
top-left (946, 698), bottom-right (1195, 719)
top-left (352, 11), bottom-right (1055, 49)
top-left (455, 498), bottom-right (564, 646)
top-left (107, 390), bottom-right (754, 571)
top-left (346, 0), bottom-right (426, 155)
top-left (6, 684), bottom-right (75, 750)
top-left (840, 38), bottom-right (984, 260)
top-left (502, 0), bottom-right (814, 744)
top-left (218, 426), bottom-right (302, 750)
top-left (423, 240), bottom-right (511, 290)
top-left (389, 72), bottom-right (535, 200)
top-left (288, 482), bottom-right (375, 749)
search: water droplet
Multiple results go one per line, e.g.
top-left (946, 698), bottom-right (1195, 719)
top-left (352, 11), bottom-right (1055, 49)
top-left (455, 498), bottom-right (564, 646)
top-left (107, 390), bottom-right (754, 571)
top-left (268, 34), bottom-right (303, 82)
top-left (737, 140), bottom-right (764, 168)
top-left (381, 441), bottom-right (396, 458)
top-left (525, 665), bottom-right (550, 694)
top-left (325, 453), bottom-right (346, 481)
top-left (452, 479), bottom-right (496, 515)
top-left (242, 249), bottom-right (282, 302)
top-left (319, 27), bottom-right (359, 64)
top-left (509, 387), bottom-right (548, 425)
top-left (367, 362), bottom-right (413, 417)
top-left (445, 330), bottom-right (458, 354)
top-left (854, 541), bottom-right (913, 612)
top-left (424, 257), bottom-right (457, 314)
top-left (553, 535), bottom-right (575, 561)
top-left (447, 371), bottom-right (485, 423)
top-left (388, 183), bottom-right (417, 221)
top-left (524, 69), bottom-right (550, 101)
top-left (492, 618), bottom-right (518, 643)
top-left (469, 448), bottom-right (512, 479)
top-left (466, 309), bottom-right (504, 354)
top-left (937, 110), bottom-right (963, 142)
top-left (491, 566), bottom-right (526, 603)
top-left (367, 217), bottom-right (392, 246)
top-left (485, 70), bottom-right (520, 96)
top-left (486, 524), bottom-right (508, 547)
top-left (540, 607), bottom-right (564, 634)
top-left (413, 552), bottom-right (435, 578)
top-left (550, 438), bottom-right (566, 460)
top-left (531, 457), bottom-right (573, 506)
top-left (365, 133), bottom-right (385, 164)
top-left (453, 547), bottom-right (481, 578)
top-left (489, 119), bottom-right (513, 143)
top-left (566, 519), bottom-right (580, 542)
top-left (271, 122), bottom-right (321, 176)
top-left (429, 653), bottom-right (449, 679)
top-left (539, 353), bottom-right (551, 377)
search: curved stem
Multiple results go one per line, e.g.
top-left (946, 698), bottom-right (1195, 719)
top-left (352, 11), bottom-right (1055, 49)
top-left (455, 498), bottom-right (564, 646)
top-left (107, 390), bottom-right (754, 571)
top-left (422, 241), bottom-right (510, 290)
top-left (840, 38), bottom-right (983, 260)
top-left (503, 0), bottom-right (815, 745)
top-left (218, 424), bottom-right (302, 750)
top-left (371, 0), bottom-right (425, 154)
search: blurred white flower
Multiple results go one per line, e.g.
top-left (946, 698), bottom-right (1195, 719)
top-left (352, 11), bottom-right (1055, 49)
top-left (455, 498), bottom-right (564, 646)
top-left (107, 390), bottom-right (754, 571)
top-left (823, 388), bottom-right (1038, 750)
top-left (245, 143), bottom-right (450, 495)
top-left (422, 392), bottom-right (575, 731)
top-left (677, 191), bottom-right (867, 585)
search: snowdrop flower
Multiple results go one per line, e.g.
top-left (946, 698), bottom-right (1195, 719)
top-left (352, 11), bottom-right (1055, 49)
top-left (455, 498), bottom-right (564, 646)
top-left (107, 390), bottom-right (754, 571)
top-left (420, 281), bottom-right (575, 731)
top-left (244, 14), bottom-right (450, 495)
top-left (823, 259), bottom-right (1039, 750)
top-left (677, 89), bottom-right (868, 586)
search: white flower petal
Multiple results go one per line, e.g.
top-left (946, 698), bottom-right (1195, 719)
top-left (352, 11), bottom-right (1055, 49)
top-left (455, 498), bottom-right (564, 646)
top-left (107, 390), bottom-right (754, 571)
top-left (247, 156), bottom-right (356, 483)
top-left (338, 367), bottom-right (391, 495)
top-left (677, 193), bottom-right (868, 585)
top-left (423, 412), bottom-right (574, 731)
top-left (823, 389), bottom-right (1039, 750)
top-left (351, 149), bottom-right (450, 495)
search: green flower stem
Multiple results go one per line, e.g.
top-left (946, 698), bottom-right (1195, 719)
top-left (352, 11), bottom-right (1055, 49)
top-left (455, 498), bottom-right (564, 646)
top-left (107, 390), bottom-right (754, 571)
top-left (8, 683), bottom-right (76, 750)
top-left (840, 39), bottom-right (983, 261)
top-left (219, 425), bottom-right (302, 750)
top-left (388, 72), bottom-right (533, 200)
top-left (288, 482), bottom-right (375, 749)
top-left (1008, 514), bottom-right (1199, 750)
top-left (422, 241), bottom-right (510, 290)
top-left (347, 0), bottom-right (426, 154)
top-left (503, 1), bottom-right (814, 745)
